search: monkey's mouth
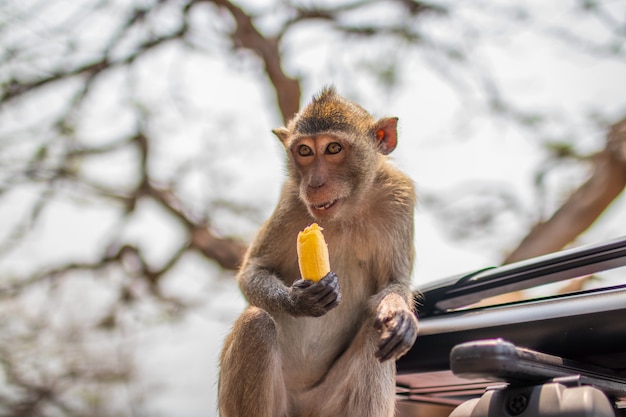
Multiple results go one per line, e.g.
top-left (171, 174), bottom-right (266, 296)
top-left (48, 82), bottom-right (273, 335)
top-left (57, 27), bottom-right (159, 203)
top-left (310, 199), bottom-right (338, 212)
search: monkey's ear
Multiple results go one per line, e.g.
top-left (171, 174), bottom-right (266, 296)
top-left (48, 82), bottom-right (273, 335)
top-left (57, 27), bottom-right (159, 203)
top-left (273, 127), bottom-right (290, 145)
top-left (373, 117), bottom-right (398, 155)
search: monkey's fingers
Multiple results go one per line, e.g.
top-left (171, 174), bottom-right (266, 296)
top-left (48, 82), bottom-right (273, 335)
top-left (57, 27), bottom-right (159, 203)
top-left (308, 287), bottom-right (339, 317)
top-left (292, 279), bottom-right (315, 290)
top-left (318, 286), bottom-right (341, 310)
top-left (312, 273), bottom-right (341, 307)
top-left (306, 271), bottom-right (339, 295)
top-left (293, 272), bottom-right (337, 296)
top-left (318, 272), bottom-right (339, 292)
top-left (289, 272), bottom-right (341, 317)
top-left (375, 316), bottom-right (405, 362)
top-left (375, 313), bottom-right (417, 362)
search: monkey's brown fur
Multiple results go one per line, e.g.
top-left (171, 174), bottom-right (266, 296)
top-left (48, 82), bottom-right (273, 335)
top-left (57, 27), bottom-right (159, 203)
top-left (219, 87), bottom-right (418, 417)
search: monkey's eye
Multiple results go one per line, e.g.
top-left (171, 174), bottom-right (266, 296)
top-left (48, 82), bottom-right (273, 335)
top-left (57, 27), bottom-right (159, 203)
top-left (297, 144), bottom-right (313, 157)
top-left (325, 142), bottom-right (342, 155)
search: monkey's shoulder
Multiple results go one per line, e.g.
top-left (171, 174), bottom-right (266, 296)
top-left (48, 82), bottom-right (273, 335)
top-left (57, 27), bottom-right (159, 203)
top-left (373, 162), bottom-right (416, 209)
top-left (246, 202), bottom-right (309, 261)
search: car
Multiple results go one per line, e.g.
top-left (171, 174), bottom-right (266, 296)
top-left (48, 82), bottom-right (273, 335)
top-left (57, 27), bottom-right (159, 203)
top-left (396, 236), bottom-right (626, 417)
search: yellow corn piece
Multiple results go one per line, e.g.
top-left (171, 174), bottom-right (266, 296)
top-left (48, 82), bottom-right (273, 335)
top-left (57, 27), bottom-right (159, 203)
top-left (297, 223), bottom-right (330, 282)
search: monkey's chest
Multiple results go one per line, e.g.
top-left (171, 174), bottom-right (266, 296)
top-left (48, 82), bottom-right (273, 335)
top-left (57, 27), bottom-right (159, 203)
top-left (277, 309), bottom-right (363, 388)
top-left (277, 270), bottom-right (372, 389)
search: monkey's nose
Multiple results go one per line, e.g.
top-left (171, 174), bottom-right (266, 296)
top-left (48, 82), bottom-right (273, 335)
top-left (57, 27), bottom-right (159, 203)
top-left (308, 174), bottom-right (326, 188)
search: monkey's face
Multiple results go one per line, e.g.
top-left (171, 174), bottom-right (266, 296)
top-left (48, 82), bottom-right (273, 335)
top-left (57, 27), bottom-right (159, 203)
top-left (289, 134), bottom-right (375, 222)
top-left (273, 88), bottom-right (399, 222)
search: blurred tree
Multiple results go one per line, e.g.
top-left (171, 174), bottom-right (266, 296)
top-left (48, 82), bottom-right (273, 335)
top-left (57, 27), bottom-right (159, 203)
top-left (0, 0), bottom-right (625, 415)
top-left (503, 116), bottom-right (626, 263)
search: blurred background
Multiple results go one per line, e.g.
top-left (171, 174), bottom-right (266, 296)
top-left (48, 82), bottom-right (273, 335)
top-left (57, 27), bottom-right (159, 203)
top-left (1, 0), bottom-right (626, 415)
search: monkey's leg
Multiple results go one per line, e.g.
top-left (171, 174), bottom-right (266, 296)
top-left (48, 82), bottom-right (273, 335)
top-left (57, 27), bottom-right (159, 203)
top-left (218, 306), bottom-right (288, 417)
top-left (300, 319), bottom-right (396, 417)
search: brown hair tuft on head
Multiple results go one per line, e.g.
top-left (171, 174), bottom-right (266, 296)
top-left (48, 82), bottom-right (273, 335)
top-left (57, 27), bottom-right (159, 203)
top-left (292, 86), bottom-right (373, 137)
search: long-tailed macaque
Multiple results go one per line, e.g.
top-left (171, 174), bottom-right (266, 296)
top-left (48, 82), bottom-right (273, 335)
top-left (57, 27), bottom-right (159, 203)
top-left (219, 87), bottom-right (418, 417)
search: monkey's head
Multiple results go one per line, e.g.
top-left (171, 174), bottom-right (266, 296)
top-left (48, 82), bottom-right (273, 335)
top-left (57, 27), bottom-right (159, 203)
top-left (273, 87), bottom-right (398, 222)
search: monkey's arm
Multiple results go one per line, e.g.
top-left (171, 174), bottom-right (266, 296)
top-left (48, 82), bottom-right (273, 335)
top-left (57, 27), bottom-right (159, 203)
top-left (372, 281), bottom-right (418, 362)
top-left (239, 261), bottom-right (341, 317)
top-left (238, 195), bottom-right (342, 317)
top-left (368, 169), bottom-right (418, 361)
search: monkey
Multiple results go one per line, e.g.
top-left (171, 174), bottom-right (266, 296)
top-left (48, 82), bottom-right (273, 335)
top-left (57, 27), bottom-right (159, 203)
top-left (218, 87), bottom-right (418, 417)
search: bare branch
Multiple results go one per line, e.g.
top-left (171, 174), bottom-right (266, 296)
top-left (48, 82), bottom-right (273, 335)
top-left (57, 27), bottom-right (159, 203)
top-left (203, 0), bottom-right (301, 122)
top-left (144, 182), bottom-right (246, 270)
top-left (504, 116), bottom-right (626, 263)
top-left (1, 19), bottom-right (190, 107)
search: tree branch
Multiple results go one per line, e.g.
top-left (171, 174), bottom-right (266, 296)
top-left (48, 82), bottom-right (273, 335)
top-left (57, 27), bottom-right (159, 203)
top-left (504, 116), bottom-right (626, 263)
top-left (1, 21), bottom-right (189, 106)
top-left (205, 0), bottom-right (301, 122)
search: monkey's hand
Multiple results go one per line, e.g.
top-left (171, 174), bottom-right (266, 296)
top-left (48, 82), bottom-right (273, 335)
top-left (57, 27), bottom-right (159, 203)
top-left (374, 303), bottom-right (418, 362)
top-left (288, 272), bottom-right (341, 317)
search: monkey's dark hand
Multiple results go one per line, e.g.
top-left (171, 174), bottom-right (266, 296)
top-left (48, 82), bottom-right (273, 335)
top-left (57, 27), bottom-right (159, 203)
top-left (288, 272), bottom-right (341, 317)
top-left (374, 305), bottom-right (418, 362)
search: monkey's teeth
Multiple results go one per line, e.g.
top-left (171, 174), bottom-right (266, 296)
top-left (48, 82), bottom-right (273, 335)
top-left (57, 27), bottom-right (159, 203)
top-left (313, 200), bottom-right (337, 210)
